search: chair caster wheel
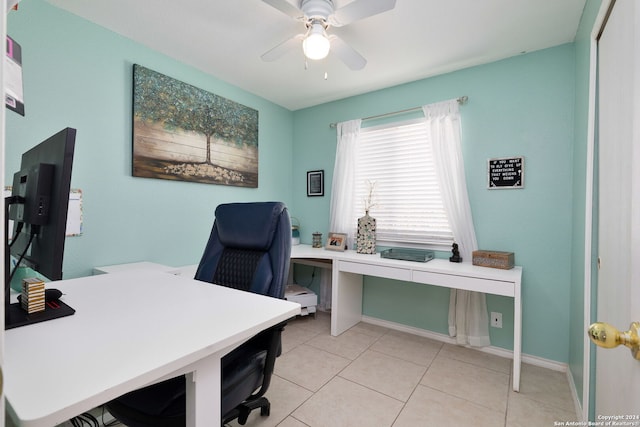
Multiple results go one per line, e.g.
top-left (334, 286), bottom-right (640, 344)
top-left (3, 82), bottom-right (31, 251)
top-left (261, 403), bottom-right (270, 416)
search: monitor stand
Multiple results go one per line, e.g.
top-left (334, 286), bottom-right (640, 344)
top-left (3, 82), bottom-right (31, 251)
top-left (5, 300), bottom-right (75, 330)
top-left (4, 196), bottom-right (76, 330)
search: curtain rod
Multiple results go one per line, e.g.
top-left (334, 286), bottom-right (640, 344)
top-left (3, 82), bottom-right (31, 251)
top-left (329, 96), bottom-right (468, 129)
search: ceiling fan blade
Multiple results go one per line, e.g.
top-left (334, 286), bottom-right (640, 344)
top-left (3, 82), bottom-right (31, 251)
top-left (261, 34), bottom-right (304, 62)
top-left (330, 35), bottom-right (366, 70)
top-left (262, 0), bottom-right (304, 20)
top-left (329, 0), bottom-right (396, 27)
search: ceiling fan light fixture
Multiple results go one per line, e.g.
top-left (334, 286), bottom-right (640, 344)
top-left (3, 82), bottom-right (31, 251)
top-left (303, 22), bottom-right (330, 60)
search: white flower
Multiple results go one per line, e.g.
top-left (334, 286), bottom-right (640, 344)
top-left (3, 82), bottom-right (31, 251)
top-left (364, 180), bottom-right (378, 214)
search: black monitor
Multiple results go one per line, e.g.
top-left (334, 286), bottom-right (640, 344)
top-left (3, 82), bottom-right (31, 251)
top-left (4, 127), bottom-right (77, 329)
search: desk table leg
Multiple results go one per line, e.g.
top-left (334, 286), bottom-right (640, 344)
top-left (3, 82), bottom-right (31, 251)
top-left (513, 283), bottom-right (522, 392)
top-left (331, 266), bottom-right (363, 336)
top-left (185, 355), bottom-right (222, 427)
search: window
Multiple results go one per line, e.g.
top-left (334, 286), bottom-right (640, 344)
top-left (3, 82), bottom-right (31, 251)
top-left (352, 118), bottom-right (453, 248)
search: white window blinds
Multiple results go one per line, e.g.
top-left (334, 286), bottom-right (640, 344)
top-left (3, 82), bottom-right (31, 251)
top-left (353, 118), bottom-right (454, 247)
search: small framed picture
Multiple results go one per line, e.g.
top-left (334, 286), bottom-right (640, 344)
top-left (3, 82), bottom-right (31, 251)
top-left (487, 156), bottom-right (524, 189)
top-left (325, 232), bottom-right (347, 251)
top-left (307, 170), bottom-right (324, 197)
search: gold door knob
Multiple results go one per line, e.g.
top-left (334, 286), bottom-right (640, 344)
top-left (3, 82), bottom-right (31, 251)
top-left (588, 321), bottom-right (640, 360)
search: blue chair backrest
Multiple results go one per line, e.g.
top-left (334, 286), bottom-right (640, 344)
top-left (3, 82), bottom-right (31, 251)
top-left (194, 202), bottom-right (291, 299)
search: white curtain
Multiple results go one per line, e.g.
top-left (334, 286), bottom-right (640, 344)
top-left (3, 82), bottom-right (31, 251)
top-left (422, 100), bottom-right (490, 348)
top-left (329, 119), bottom-right (362, 250)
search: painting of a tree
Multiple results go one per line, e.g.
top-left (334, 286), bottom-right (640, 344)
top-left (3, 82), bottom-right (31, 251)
top-left (132, 64), bottom-right (259, 187)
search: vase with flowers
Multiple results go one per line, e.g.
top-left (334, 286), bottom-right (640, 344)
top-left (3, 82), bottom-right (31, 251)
top-left (357, 180), bottom-right (377, 254)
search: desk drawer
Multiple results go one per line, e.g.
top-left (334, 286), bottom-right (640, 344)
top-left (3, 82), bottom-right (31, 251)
top-left (339, 261), bottom-right (412, 281)
top-left (412, 270), bottom-right (515, 297)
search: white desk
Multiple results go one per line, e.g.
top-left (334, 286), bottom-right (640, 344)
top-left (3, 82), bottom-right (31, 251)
top-left (290, 244), bottom-right (523, 391)
top-left (4, 270), bottom-right (300, 427)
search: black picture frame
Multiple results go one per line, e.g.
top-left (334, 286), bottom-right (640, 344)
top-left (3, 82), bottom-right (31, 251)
top-left (487, 156), bottom-right (524, 189)
top-left (307, 170), bottom-right (324, 197)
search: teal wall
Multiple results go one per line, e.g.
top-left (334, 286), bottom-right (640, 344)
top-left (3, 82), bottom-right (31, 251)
top-left (292, 45), bottom-right (577, 363)
top-left (6, 0), bottom-right (596, 369)
top-left (5, 0), bottom-right (294, 278)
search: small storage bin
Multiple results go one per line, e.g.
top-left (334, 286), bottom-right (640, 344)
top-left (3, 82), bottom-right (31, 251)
top-left (472, 250), bottom-right (515, 269)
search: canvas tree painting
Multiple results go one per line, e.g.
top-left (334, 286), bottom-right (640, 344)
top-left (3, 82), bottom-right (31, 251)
top-left (132, 64), bottom-right (259, 187)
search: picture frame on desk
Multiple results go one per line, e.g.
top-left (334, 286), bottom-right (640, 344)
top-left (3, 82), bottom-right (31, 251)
top-left (307, 170), bottom-right (324, 196)
top-left (325, 232), bottom-right (347, 251)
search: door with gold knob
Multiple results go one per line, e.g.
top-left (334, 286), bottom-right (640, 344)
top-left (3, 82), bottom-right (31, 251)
top-left (593, 0), bottom-right (640, 418)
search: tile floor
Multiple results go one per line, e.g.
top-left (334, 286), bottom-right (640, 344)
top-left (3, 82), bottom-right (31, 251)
top-left (228, 311), bottom-right (579, 427)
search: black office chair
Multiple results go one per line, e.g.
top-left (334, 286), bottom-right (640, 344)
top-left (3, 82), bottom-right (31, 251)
top-left (106, 201), bottom-right (292, 426)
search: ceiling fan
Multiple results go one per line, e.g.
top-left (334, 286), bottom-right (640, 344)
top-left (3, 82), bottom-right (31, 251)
top-left (261, 0), bottom-right (397, 70)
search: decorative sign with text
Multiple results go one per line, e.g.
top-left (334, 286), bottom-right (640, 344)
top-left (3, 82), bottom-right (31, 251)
top-left (487, 156), bottom-right (524, 189)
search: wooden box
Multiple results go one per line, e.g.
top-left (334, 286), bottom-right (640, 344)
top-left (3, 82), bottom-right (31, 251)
top-left (472, 250), bottom-right (515, 270)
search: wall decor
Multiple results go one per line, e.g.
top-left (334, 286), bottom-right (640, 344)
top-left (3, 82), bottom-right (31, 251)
top-left (325, 232), bottom-right (347, 251)
top-left (357, 212), bottom-right (376, 254)
top-left (5, 36), bottom-right (25, 116)
top-left (132, 64), bottom-right (259, 187)
top-left (357, 180), bottom-right (377, 253)
top-left (487, 156), bottom-right (524, 189)
top-left (307, 170), bottom-right (324, 196)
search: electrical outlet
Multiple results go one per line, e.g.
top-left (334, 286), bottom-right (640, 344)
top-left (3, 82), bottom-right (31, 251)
top-left (491, 312), bottom-right (503, 328)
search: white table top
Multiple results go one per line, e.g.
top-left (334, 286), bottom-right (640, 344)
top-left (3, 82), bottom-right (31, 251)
top-left (4, 270), bottom-right (300, 427)
top-left (92, 261), bottom-right (177, 275)
top-left (291, 244), bottom-right (522, 283)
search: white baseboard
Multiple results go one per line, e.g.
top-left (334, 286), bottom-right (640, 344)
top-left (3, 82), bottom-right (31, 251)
top-left (566, 367), bottom-right (584, 421)
top-left (360, 315), bottom-right (568, 372)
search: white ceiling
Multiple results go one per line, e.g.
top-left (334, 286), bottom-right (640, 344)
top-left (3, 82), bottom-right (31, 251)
top-left (45, 0), bottom-right (587, 111)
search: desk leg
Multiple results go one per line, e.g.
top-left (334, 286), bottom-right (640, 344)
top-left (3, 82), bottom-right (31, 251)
top-left (513, 284), bottom-right (522, 392)
top-left (185, 355), bottom-right (222, 427)
top-left (320, 268), bottom-right (332, 311)
top-left (331, 265), bottom-right (363, 336)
